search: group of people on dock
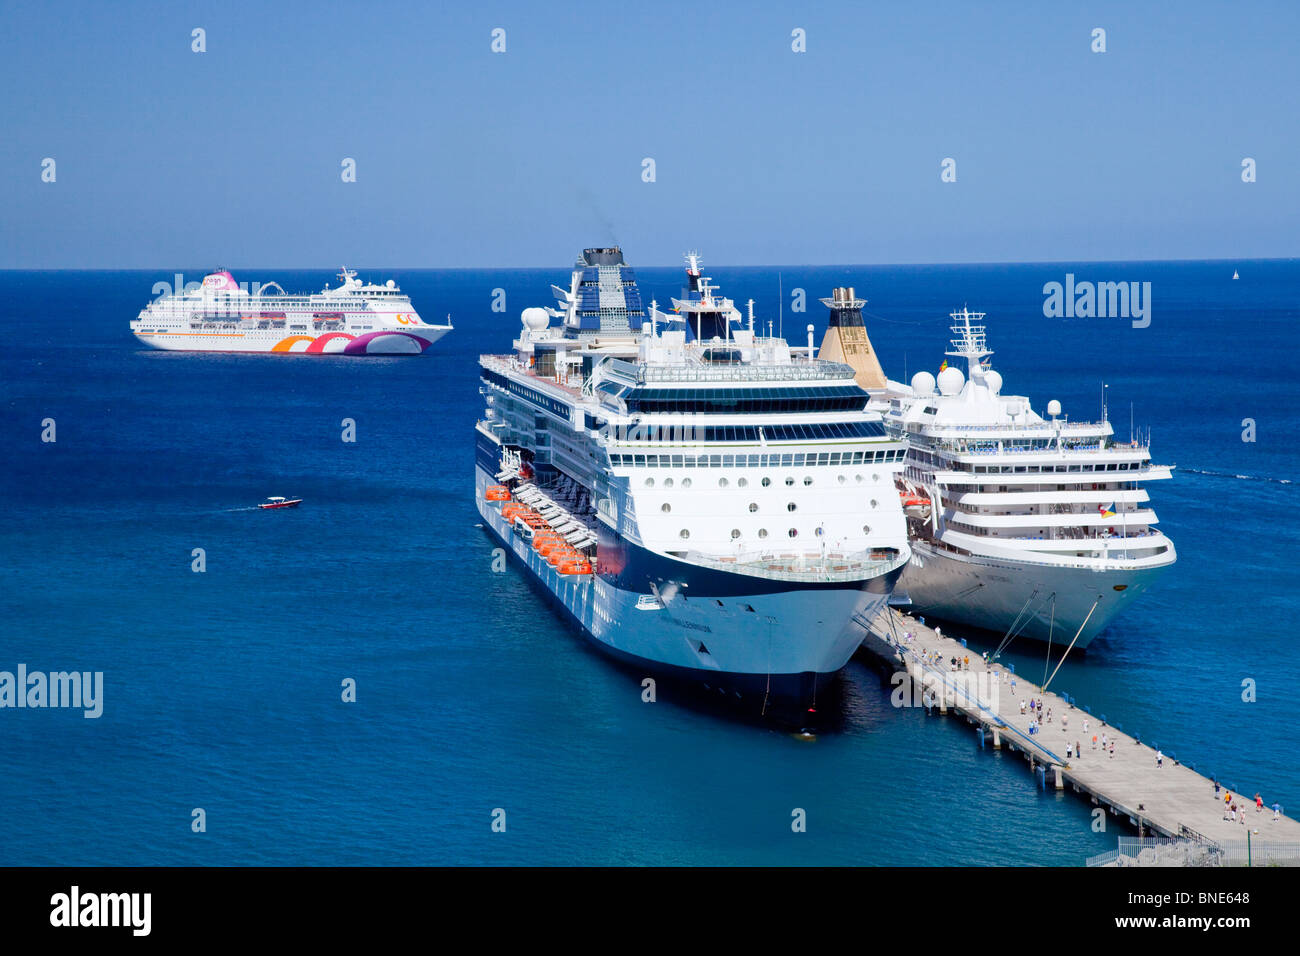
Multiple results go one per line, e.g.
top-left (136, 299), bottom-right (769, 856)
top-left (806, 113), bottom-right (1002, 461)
top-left (1215, 781), bottom-right (1282, 824)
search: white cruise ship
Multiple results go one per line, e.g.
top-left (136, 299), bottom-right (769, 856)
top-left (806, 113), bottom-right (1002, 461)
top-left (883, 307), bottom-right (1176, 648)
top-left (476, 248), bottom-right (912, 718)
top-left (131, 268), bottom-right (451, 355)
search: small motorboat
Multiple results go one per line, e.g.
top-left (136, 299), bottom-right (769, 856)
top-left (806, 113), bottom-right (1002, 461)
top-left (258, 496), bottom-right (302, 510)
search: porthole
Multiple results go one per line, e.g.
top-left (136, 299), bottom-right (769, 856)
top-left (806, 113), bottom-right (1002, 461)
top-left (788, 528), bottom-right (799, 538)
top-left (679, 529), bottom-right (690, 539)
top-left (645, 477), bottom-right (654, 487)
top-left (758, 529), bottom-right (768, 539)
top-left (787, 502), bottom-right (797, 512)
top-left (870, 499), bottom-right (878, 508)
top-left (718, 477), bottom-right (729, 488)
top-left (663, 477), bottom-right (674, 488)
top-left (863, 525), bottom-right (871, 534)
top-left (682, 478), bottom-right (692, 488)
top-left (837, 475), bottom-right (847, 484)
top-left (748, 503), bottom-right (759, 512)
top-left (661, 503), bottom-right (671, 513)
top-left (761, 477), bottom-right (771, 487)
top-left (873, 474), bottom-right (880, 482)
top-left (737, 477), bottom-right (748, 488)
top-left (730, 529), bottom-right (741, 539)
top-left (803, 476), bottom-right (813, 486)
top-left (785, 477), bottom-right (795, 487)
top-left (815, 526), bottom-right (825, 536)
top-left (855, 474), bottom-right (864, 483)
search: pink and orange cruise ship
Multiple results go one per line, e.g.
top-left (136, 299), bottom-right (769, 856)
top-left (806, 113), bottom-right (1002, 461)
top-left (130, 268), bottom-right (451, 355)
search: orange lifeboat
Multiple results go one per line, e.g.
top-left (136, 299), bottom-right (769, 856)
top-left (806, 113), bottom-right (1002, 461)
top-left (547, 549), bottom-right (579, 566)
top-left (485, 485), bottom-right (511, 502)
top-left (559, 560), bottom-right (594, 575)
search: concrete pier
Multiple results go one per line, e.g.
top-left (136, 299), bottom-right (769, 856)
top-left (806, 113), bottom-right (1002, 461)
top-left (856, 606), bottom-right (1300, 846)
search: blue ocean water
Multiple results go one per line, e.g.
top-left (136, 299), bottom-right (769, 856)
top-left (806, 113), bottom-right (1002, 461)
top-left (0, 260), bottom-right (1295, 866)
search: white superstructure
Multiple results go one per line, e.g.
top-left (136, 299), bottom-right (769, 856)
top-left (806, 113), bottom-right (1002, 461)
top-left (477, 249), bottom-right (912, 719)
top-left (130, 268), bottom-right (451, 355)
top-left (884, 307), bottom-right (1176, 648)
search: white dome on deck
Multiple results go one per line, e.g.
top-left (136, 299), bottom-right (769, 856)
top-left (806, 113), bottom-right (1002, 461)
top-left (521, 307), bottom-right (549, 331)
top-left (937, 366), bottom-right (965, 396)
top-left (984, 369), bottom-right (1003, 394)
top-left (910, 371), bottom-right (936, 396)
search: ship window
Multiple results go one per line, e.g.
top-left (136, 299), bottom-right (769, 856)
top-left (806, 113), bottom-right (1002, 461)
top-left (803, 476), bottom-right (813, 486)
top-left (761, 477), bottom-right (771, 487)
top-left (731, 529), bottom-right (741, 539)
top-left (787, 502), bottom-right (797, 512)
top-left (863, 525), bottom-right (871, 534)
top-left (737, 477), bottom-right (748, 488)
top-left (838, 475), bottom-right (846, 484)
top-left (645, 477), bottom-right (654, 487)
top-left (662, 503), bottom-right (671, 513)
top-left (855, 474), bottom-right (864, 483)
top-left (815, 527), bottom-right (825, 536)
top-left (758, 529), bottom-right (768, 539)
top-left (749, 503), bottom-right (759, 512)
top-left (679, 529), bottom-right (690, 539)
top-left (663, 478), bottom-right (673, 488)
top-left (785, 477), bottom-right (795, 487)
top-left (870, 500), bottom-right (878, 508)
top-left (873, 474), bottom-right (880, 482)
top-left (788, 528), bottom-right (798, 538)
top-left (718, 477), bottom-right (729, 488)
top-left (682, 478), bottom-right (692, 488)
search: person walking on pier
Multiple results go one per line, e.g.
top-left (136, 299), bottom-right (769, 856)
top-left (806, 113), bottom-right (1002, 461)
top-left (1083, 718), bottom-right (1089, 736)
top-left (1076, 740), bottom-right (1082, 760)
top-left (1156, 749), bottom-right (1164, 768)
top-left (1274, 803), bottom-right (1281, 822)
top-left (1109, 741), bottom-right (1115, 758)
top-left (1214, 780), bottom-right (1220, 800)
top-left (1092, 734), bottom-right (1098, 751)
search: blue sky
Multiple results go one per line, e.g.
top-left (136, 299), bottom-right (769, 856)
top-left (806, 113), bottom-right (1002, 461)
top-left (2, 0), bottom-right (1297, 267)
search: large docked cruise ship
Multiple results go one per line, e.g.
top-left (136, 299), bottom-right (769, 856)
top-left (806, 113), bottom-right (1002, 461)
top-left (476, 248), bottom-right (912, 717)
top-left (131, 268), bottom-right (451, 354)
top-left (883, 307), bottom-right (1176, 648)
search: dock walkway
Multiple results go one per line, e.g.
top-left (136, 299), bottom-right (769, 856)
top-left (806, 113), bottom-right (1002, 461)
top-left (856, 607), bottom-right (1300, 847)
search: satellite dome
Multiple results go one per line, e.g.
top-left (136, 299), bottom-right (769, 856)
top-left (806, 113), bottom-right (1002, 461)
top-left (1047, 399), bottom-right (1062, 417)
top-left (984, 369), bottom-right (1003, 395)
top-left (910, 371), bottom-right (936, 396)
top-left (386, 279), bottom-right (396, 289)
top-left (521, 307), bottom-right (549, 331)
top-left (937, 366), bottom-right (965, 396)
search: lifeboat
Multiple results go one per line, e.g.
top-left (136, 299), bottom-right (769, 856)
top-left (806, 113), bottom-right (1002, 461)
top-left (559, 560), bottom-right (594, 575)
top-left (485, 485), bottom-right (511, 502)
top-left (547, 549), bottom-right (580, 566)
top-left (896, 480), bottom-right (932, 520)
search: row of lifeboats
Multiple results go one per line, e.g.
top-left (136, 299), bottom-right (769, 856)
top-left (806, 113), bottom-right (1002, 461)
top-left (488, 486), bottom-right (594, 575)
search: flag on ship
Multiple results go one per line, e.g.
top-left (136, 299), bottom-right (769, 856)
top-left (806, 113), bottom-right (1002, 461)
top-left (939, 360), bottom-right (948, 372)
top-left (1099, 502), bottom-right (1116, 517)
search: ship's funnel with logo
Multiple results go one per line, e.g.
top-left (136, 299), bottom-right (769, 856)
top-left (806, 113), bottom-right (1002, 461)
top-left (817, 287), bottom-right (886, 390)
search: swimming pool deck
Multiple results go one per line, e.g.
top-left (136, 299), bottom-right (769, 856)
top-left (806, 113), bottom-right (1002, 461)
top-left (855, 606), bottom-right (1300, 848)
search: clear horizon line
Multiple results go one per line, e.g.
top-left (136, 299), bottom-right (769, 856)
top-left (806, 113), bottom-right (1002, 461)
top-left (3, 254), bottom-right (1297, 272)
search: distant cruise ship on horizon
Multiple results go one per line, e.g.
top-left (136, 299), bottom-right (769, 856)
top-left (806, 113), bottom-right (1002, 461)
top-left (879, 306), bottom-right (1176, 648)
top-left (130, 268), bottom-right (451, 355)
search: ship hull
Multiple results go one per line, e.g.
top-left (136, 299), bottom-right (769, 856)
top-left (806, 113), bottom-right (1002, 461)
top-left (131, 326), bottom-right (450, 355)
top-left (476, 463), bottom-right (903, 718)
top-left (899, 541), bottom-right (1174, 648)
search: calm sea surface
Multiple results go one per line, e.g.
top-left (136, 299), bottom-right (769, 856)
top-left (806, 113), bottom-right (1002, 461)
top-left (0, 260), bottom-right (1295, 865)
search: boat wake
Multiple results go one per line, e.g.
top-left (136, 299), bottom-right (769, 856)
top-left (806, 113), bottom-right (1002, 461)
top-left (1183, 467), bottom-right (1293, 485)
